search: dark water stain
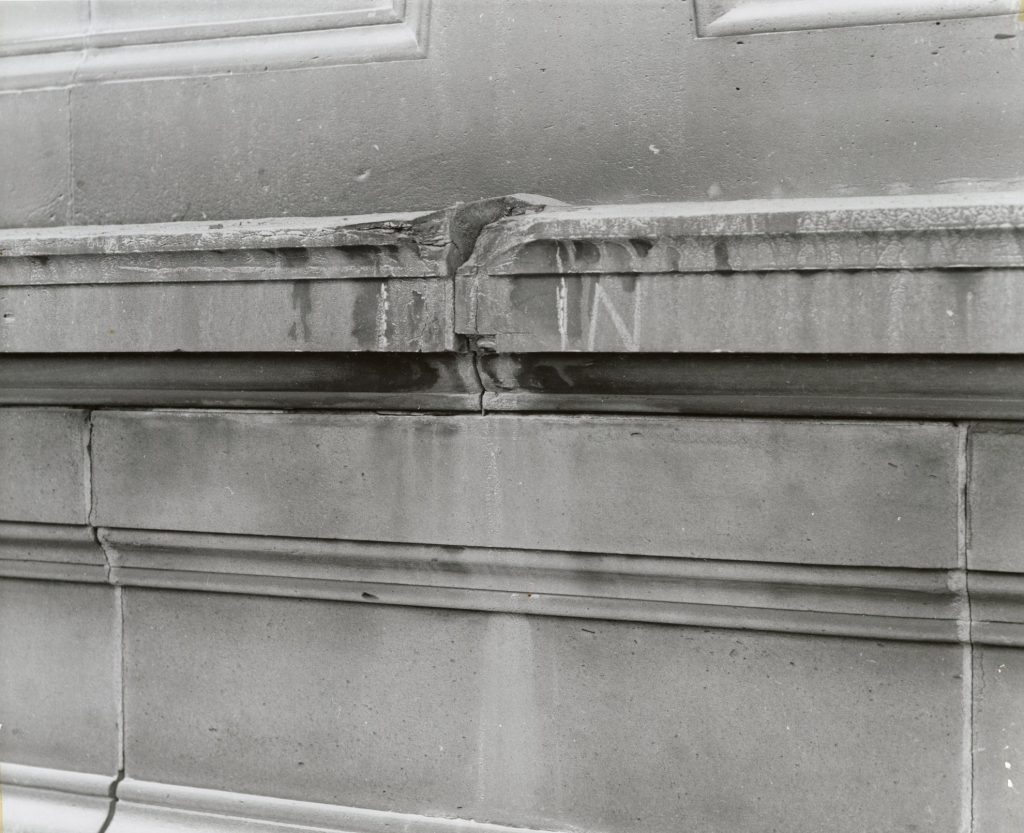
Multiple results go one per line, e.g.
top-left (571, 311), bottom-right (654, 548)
top-left (278, 247), bottom-right (311, 267)
top-left (571, 240), bottom-right (602, 266)
top-left (290, 280), bottom-right (313, 341)
top-left (629, 238), bottom-right (653, 258)
top-left (714, 239), bottom-right (733, 274)
top-left (405, 289), bottom-right (427, 349)
top-left (351, 280), bottom-right (383, 349)
top-left (514, 239), bottom-right (561, 272)
top-left (338, 245), bottom-right (381, 272)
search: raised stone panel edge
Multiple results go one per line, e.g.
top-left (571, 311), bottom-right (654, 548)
top-left (0, 0), bottom-right (431, 92)
top-left (694, 0), bottom-right (1019, 37)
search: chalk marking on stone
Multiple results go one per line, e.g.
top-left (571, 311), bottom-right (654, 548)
top-left (556, 277), bottom-right (568, 351)
top-left (375, 282), bottom-right (389, 350)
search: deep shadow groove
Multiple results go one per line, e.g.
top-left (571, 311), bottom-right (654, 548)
top-left (959, 422), bottom-right (976, 833)
top-left (469, 348), bottom-right (486, 414)
top-left (96, 766), bottom-right (125, 833)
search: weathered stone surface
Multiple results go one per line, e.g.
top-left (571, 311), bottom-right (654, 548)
top-left (0, 522), bottom-right (108, 583)
top-left (0, 352), bottom-right (483, 411)
top-left (0, 577), bottom-right (120, 774)
top-left (46, 3), bottom-right (1024, 226)
top-left (696, 0), bottom-right (1017, 36)
top-left (460, 269), bottom-right (1024, 354)
top-left (478, 353), bottom-right (1024, 419)
top-left (108, 780), bottom-right (551, 833)
top-left (0, 196), bottom-right (551, 354)
top-left (465, 193), bottom-right (1024, 275)
top-left (973, 646), bottom-right (1024, 833)
top-left (969, 426), bottom-right (1024, 573)
top-left (0, 0), bottom-right (429, 92)
top-left (99, 527), bottom-right (965, 642)
top-left (92, 411), bottom-right (958, 568)
top-left (0, 408), bottom-right (90, 524)
top-left (122, 590), bottom-right (965, 833)
top-left (969, 572), bottom-right (1024, 647)
top-left (0, 89), bottom-right (70, 228)
top-left (0, 212), bottom-right (436, 260)
top-left (0, 279), bottom-right (452, 352)
top-left (1, 764), bottom-right (116, 833)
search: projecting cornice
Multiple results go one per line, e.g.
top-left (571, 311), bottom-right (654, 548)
top-left (4, 191), bottom-right (1024, 415)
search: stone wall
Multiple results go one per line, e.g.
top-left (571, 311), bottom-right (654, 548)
top-left (2, 0), bottom-right (1024, 228)
top-left (1, 192), bottom-right (1022, 832)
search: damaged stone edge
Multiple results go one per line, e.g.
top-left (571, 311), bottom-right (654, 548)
top-left (460, 190), bottom-right (1024, 276)
top-left (8, 189), bottom-right (1021, 278)
top-left (0, 194), bottom-right (557, 284)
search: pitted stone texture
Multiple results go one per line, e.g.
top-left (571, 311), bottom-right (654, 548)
top-left (0, 408), bottom-right (90, 523)
top-left (0, 90), bottom-right (70, 228)
top-left (460, 270), bottom-right (1024, 354)
top-left (969, 426), bottom-right (1024, 573)
top-left (0, 578), bottom-right (120, 774)
top-left (0, 279), bottom-right (451, 353)
top-left (973, 646), bottom-right (1024, 833)
top-left (93, 411), bottom-right (958, 568)
top-left (123, 590), bottom-right (965, 833)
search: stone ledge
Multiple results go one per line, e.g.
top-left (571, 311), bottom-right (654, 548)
top-left (109, 779), bottom-right (563, 833)
top-left (0, 353), bottom-right (483, 412)
top-left (100, 528), bottom-right (965, 643)
top-left (463, 191), bottom-right (1024, 276)
top-left (0, 521), bottom-right (107, 582)
top-left (969, 572), bottom-right (1024, 647)
top-left (4, 191), bottom-right (1024, 357)
top-left (0, 763), bottom-right (116, 833)
top-left (479, 354), bottom-right (1024, 419)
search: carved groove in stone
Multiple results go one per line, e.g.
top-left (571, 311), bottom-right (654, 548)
top-left (100, 527), bottom-right (966, 642)
top-left (0, 763), bottom-right (116, 833)
top-left (0, 522), bottom-right (108, 582)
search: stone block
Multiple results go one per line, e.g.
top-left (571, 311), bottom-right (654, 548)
top-left (0, 408), bottom-right (90, 524)
top-left (121, 589), bottom-right (966, 833)
top-left (969, 426), bottom-right (1024, 573)
top-left (973, 646), bottom-right (1024, 833)
top-left (92, 411), bottom-right (958, 568)
top-left (0, 89), bottom-right (70, 227)
top-left (0, 577), bottom-right (120, 774)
